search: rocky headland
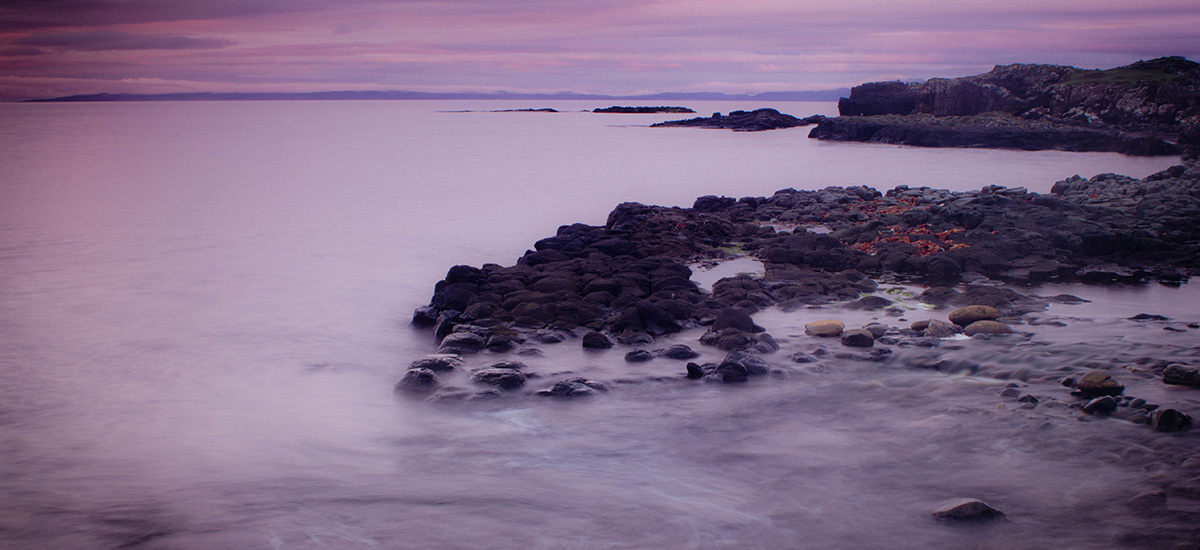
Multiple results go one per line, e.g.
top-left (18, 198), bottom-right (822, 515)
top-left (812, 56), bottom-right (1200, 155)
top-left (652, 108), bottom-right (825, 131)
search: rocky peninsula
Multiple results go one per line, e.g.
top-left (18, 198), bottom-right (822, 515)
top-left (811, 56), bottom-right (1200, 154)
top-left (594, 106), bottom-right (695, 113)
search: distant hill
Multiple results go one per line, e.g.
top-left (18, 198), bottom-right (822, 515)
top-left (25, 89), bottom-right (849, 103)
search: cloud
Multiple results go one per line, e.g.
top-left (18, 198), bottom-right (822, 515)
top-left (12, 31), bottom-right (235, 51)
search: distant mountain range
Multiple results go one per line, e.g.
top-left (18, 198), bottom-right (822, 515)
top-left (25, 89), bottom-right (849, 103)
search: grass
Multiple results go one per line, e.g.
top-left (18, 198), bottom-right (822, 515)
top-left (1061, 67), bottom-right (1184, 86)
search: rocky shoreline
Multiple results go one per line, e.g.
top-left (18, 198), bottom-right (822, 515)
top-left (651, 108), bottom-right (824, 131)
top-left (403, 156), bottom-right (1200, 394)
top-left (812, 56), bottom-right (1200, 155)
top-left (398, 159), bottom-right (1200, 539)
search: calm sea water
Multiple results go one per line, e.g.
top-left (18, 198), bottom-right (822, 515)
top-left (0, 100), bottom-right (1195, 549)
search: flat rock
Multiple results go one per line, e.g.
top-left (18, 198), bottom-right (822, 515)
top-left (948, 305), bottom-right (1001, 327)
top-left (932, 498), bottom-right (1005, 521)
top-left (805, 320), bottom-right (845, 337)
top-left (1073, 370), bottom-right (1125, 398)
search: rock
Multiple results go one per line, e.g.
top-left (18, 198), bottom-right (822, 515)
top-left (948, 305), bottom-right (1001, 327)
top-left (436, 331), bottom-right (487, 355)
top-left (845, 296), bottom-right (892, 310)
top-left (625, 349), bottom-right (655, 363)
top-left (536, 377), bottom-right (609, 399)
top-left (719, 351), bottom-right (771, 376)
top-left (805, 320), bottom-right (845, 337)
top-left (471, 368), bottom-right (527, 390)
top-left (1082, 395), bottom-right (1118, 414)
top-left (863, 322), bottom-right (890, 338)
top-left (394, 368), bottom-right (440, 393)
top-left (482, 360), bottom-right (527, 370)
top-left (685, 362), bottom-right (704, 379)
top-left (924, 320), bottom-right (959, 338)
top-left (963, 320), bottom-right (1013, 336)
top-left (658, 344), bottom-right (700, 360)
top-left (751, 333), bottom-right (780, 353)
top-left (409, 354), bottom-right (463, 372)
top-left (1148, 409), bottom-right (1193, 432)
top-left (1163, 364), bottom-right (1200, 387)
top-left (789, 351), bottom-right (819, 364)
top-left (931, 498), bottom-right (1005, 521)
top-left (1073, 370), bottom-right (1125, 397)
top-left (713, 308), bottom-right (764, 333)
top-left (652, 108), bottom-right (813, 131)
top-left (581, 331), bottom-right (614, 349)
top-left (1129, 313), bottom-right (1169, 321)
top-left (840, 329), bottom-right (875, 347)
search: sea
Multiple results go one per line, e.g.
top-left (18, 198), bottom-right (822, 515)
top-left (1, 100), bottom-right (1196, 549)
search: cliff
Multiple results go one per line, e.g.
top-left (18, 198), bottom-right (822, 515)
top-left (832, 56), bottom-right (1200, 151)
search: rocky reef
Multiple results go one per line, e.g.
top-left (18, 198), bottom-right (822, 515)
top-left (409, 157), bottom-right (1198, 357)
top-left (594, 106), bottom-right (695, 113)
top-left (652, 108), bottom-right (824, 131)
top-left (817, 56), bottom-right (1200, 154)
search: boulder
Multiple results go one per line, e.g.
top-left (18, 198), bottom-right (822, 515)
top-left (713, 308), bottom-right (765, 333)
top-left (840, 329), bottom-right (875, 347)
top-left (963, 320), bottom-right (1013, 336)
top-left (805, 320), bottom-right (845, 337)
top-left (658, 344), bottom-right (700, 360)
top-left (581, 331), bottom-right (614, 349)
top-left (409, 354), bottom-right (463, 372)
top-left (1149, 409), bottom-right (1193, 432)
top-left (1163, 364), bottom-right (1200, 387)
top-left (948, 305), bottom-right (1001, 327)
top-left (1073, 370), bottom-right (1125, 397)
top-left (625, 349), bottom-right (655, 363)
top-left (924, 319), bottom-right (959, 338)
top-left (471, 368), bottom-right (527, 390)
top-left (436, 331), bottom-right (487, 355)
top-left (394, 368), bottom-right (440, 393)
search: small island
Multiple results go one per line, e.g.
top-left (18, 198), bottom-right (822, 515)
top-left (652, 108), bottom-right (824, 131)
top-left (593, 106), bottom-right (695, 113)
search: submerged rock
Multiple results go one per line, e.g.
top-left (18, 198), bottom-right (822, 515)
top-left (395, 368), bottom-right (440, 394)
top-left (932, 498), bottom-right (1005, 521)
top-left (840, 329), bottom-right (875, 348)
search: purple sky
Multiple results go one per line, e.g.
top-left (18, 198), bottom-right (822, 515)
top-left (2, 0), bottom-right (1199, 100)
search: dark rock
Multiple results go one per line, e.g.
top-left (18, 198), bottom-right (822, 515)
top-left (409, 355), bottom-right (463, 372)
top-left (537, 377), bottom-right (609, 399)
top-left (483, 360), bottom-right (527, 370)
top-left (845, 295), bottom-right (892, 310)
top-left (1163, 364), bottom-right (1200, 387)
top-left (789, 351), bottom-right (819, 363)
top-left (436, 331), bottom-right (487, 355)
top-left (652, 108), bottom-right (813, 132)
top-left (581, 331), bottom-right (614, 349)
top-left (1082, 395), bottom-right (1118, 414)
top-left (685, 362), bottom-right (704, 379)
top-left (719, 351), bottom-right (771, 376)
top-left (471, 368), bottom-right (527, 390)
top-left (658, 344), bottom-right (700, 360)
top-left (1149, 409), bottom-right (1193, 432)
top-left (932, 498), bottom-right (1005, 521)
top-left (1130, 313), bottom-right (1170, 321)
top-left (394, 368), bottom-right (440, 393)
top-left (411, 306), bottom-right (439, 327)
top-left (924, 320), bottom-right (958, 338)
top-left (625, 349), bottom-right (655, 363)
top-left (840, 329), bottom-right (875, 347)
top-left (713, 308), bottom-right (764, 333)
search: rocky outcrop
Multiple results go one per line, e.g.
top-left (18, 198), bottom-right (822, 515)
top-left (412, 158), bottom-right (1199, 357)
top-left (808, 113), bottom-right (1180, 155)
top-left (594, 106), bottom-right (694, 113)
top-left (827, 56), bottom-right (1200, 153)
top-left (653, 109), bottom-right (823, 131)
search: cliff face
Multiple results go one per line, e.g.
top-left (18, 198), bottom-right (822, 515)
top-left (838, 57), bottom-right (1200, 144)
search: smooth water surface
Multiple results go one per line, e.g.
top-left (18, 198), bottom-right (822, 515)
top-left (0, 100), bottom-right (1194, 549)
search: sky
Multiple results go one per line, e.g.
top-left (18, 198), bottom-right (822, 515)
top-left (1, 0), bottom-right (1199, 101)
